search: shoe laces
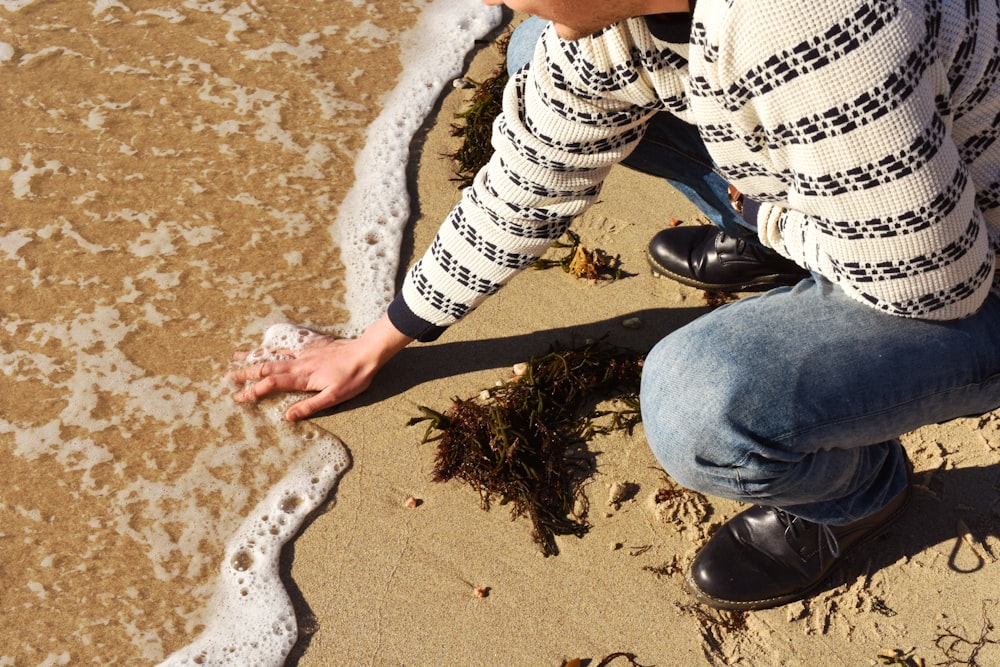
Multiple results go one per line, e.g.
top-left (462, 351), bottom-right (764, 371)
top-left (776, 509), bottom-right (841, 562)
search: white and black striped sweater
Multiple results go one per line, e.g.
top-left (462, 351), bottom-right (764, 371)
top-left (389, 0), bottom-right (1000, 342)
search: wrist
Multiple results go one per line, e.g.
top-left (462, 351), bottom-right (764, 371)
top-left (359, 313), bottom-right (413, 369)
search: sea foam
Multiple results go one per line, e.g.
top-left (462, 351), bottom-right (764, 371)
top-left (156, 4), bottom-right (503, 659)
top-left (0, 0), bottom-right (501, 663)
top-left (334, 0), bottom-right (502, 336)
top-left (159, 325), bottom-right (350, 666)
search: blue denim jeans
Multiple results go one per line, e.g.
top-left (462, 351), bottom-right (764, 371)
top-left (507, 17), bottom-right (1000, 524)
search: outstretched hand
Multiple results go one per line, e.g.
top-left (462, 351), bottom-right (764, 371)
top-left (227, 314), bottom-right (413, 422)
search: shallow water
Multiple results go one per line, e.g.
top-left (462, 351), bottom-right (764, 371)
top-left (0, 0), bottom-right (498, 663)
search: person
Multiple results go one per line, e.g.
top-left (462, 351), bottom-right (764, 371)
top-left (228, 0), bottom-right (1000, 611)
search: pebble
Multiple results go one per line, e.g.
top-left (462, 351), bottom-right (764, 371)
top-left (622, 317), bottom-right (642, 329)
top-left (607, 481), bottom-right (633, 506)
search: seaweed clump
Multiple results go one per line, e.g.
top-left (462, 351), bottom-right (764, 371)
top-left (449, 32), bottom-right (510, 188)
top-left (409, 340), bottom-right (644, 556)
top-left (533, 229), bottom-right (633, 281)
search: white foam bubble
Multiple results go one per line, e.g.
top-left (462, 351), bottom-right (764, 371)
top-left (0, 0), bottom-right (36, 11)
top-left (241, 33), bottom-right (324, 64)
top-left (18, 45), bottom-right (85, 67)
top-left (345, 19), bottom-right (391, 50)
top-left (93, 0), bottom-right (127, 14)
top-left (137, 7), bottom-right (187, 24)
top-left (0, 42), bottom-right (14, 62)
top-left (333, 0), bottom-right (501, 336)
top-left (158, 435), bottom-right (348, 667)
top-left (179, 1), bottom-right (259, 43)
top-left (11, 153), bottom-right (66, 199)
top-left (159, 324), bottom-right (350, 667)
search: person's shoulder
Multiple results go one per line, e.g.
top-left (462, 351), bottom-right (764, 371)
top-left (693, 0), bottom-right (887, 67)
top-left (695, 0), bottom-right (871, 36)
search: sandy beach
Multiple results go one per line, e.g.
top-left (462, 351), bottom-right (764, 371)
top-left (284, 22), bottom-right (1000, 667)
top-left (3, 4), bottom-right (999, 665)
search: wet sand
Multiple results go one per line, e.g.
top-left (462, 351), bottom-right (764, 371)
top-left (1, 1), bottom-right (410, 662)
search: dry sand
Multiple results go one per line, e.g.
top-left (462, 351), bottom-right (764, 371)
top-left (288, 23), bottom-right (1000, 667)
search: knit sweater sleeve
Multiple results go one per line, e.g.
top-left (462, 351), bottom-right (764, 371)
top-left (389, 21), bottom-right (677, 341)
top-left (692, 0), bottom-right (996, 320)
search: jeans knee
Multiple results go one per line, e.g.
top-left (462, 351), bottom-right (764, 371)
top-left (506, 16), bottom-right (547, 75)
top-left (640, 331), bottom-right (749, 495)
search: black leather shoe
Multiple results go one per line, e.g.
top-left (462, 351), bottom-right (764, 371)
top-left (647, 225), bottom-right (809, 291)
top-left (686, 486), bottom-right (910, 611)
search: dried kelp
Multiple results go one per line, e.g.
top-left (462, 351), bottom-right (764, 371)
top-left (562, 654), bottom-right (653, 667)
top-left (533, 230), bottom-right (632, 281)
top-left (449, 32), bottom-right (510, 188)
top-left (409, 340), bottom-right (644, 556)
top-left (703, 290), bottom-right (737, 308)
top-left (934, 599), bottom-right (999, 666)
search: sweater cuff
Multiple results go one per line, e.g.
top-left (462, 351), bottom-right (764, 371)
top-left (387, 293), bottom-right (447, 343)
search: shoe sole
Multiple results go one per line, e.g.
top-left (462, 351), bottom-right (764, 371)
top-left (684, 487), bottom-right (912, 612)
top-left (646, 251), bottom-right (805, 293)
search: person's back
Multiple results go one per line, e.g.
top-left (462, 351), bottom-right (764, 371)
top-left (683, 0), bottom-right (1000, 320)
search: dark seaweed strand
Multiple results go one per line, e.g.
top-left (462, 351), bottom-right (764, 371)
top-left (449, 31), bottom-right (511, 188)
top-left (409, 340), bottom-right (644, 556)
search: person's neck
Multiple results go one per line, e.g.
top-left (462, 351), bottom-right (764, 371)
top-left (642, 0), bottom-right (693, 15)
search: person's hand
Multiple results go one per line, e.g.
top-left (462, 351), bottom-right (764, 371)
top-left (227, 314), bottom-right (413, 421)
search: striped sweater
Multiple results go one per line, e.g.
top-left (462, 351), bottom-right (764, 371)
top-left (389, 0), bottom-right (1000, 342)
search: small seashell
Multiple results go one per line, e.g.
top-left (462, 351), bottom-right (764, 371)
top-left (512, 362), bottom-right (528, 376)
top-left (473, 586), bottom-right (490, 598)
top-left (608, 481), bottom-right (627, 506)
top-left (403, 495), bottom-right (420, 509)
top-left (452, 78), bottom-right (475, 89)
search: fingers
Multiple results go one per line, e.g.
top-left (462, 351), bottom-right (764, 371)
top-left (230, 367), bottom-right (309, 404)
top-left (231, 346), bottom-right (297, 367)
top-left (226, 337), bottom-right (368, 421)
top-left (285, 388), bottom-right (338, 422)
top-left (227, 358), bottom-right (291, 384)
